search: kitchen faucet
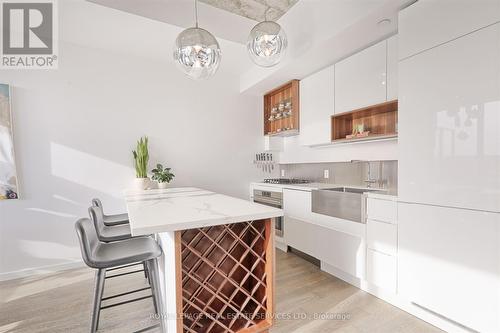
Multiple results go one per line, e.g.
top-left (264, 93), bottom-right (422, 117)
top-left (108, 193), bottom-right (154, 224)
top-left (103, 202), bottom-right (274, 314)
top-left (350, 160), bottom-right (378, 188)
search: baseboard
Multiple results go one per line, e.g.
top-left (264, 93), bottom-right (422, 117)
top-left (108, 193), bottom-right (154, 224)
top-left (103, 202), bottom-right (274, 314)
top-left (0, 260), bottom-right (85, 282)
top-left (320, 261), bottom-right (473, 333)
top-left (320, 261), bottom-right (363, 288)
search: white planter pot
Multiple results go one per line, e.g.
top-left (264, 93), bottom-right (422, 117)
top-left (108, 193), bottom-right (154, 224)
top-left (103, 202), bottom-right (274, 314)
top-left (133, 178), bottom-right (150, 190)
top-left (157, 182), bottom-right (168, 189)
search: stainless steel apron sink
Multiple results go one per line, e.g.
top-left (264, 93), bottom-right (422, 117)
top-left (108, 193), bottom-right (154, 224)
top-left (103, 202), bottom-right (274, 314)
top-left (311, 187), bottom-right (381, 223)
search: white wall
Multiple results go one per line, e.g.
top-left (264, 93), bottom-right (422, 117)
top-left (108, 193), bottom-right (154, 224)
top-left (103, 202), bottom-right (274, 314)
top-left (0, 1), bottom-right (265, 278)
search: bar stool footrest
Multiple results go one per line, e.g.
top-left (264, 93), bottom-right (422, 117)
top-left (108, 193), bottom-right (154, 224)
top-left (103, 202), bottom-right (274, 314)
top-left (100, 294), bottom-right (153, 310)
top-left (101, 287), bottom-right (151, 301)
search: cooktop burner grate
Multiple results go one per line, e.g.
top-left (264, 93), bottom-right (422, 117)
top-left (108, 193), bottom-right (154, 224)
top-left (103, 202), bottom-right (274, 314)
top-left (263, 178), bottom-right (310, 184)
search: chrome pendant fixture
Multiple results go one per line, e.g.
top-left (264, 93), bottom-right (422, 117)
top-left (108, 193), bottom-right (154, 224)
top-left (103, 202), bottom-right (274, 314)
top-left (246, 8), bottom-right (287, 67)
top-left (173, 0), bottom-right (221, 79)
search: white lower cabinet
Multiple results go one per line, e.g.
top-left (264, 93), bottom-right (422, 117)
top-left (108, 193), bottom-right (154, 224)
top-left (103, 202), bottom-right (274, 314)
top-left (398, 203), bottom-right (500, 333)
top-left (285, 216), bottom-right (320, 258)
top-left (282, 189), bottom-right (311, 222)
top-left (365, 197), bottom-right (398, 293)
top-left (283, 188), bottom-right (365, 280)
top-left (285, 215), bottom-right (365, 279)
top-left (366, 219), bottom-right (397, 256)
top-left (367, 197), bottom-right (397, 224)
top-left (367, 249), bottom-right (397, 293)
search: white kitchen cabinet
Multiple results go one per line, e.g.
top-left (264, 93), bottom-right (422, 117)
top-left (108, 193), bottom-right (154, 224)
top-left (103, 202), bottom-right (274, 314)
top-left (366, 196), bottom-right (398, 292)
top-left (367, 197), bottom-right (397, 224)
top-left (283, 188), bottom-right (365, 279)
top-left (399, 0), bottom-right (500, 60)
top-left (367, 249), bottom-right (397, 293)
top-left (286, 215), bottom-right (365, 279)
top-left (335, 40), bottom-right (386, 113)
top-left (366, 219), bottom-right (397, 256)
top-left (386, 35), bottom-right (398, 101)
top-left (299, 65), bottom-right (335, 146)
top-left (282, 188), bottom-right (311, 221)
top-left (399, 23), bottom-right (500, 212)
top-left (398, 203), bottom-right (500, 333)
top-left (285, 216), bottom-right (320, 258)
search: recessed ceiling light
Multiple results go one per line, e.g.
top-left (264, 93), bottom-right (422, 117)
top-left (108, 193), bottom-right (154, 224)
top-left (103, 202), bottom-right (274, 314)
top-left (377, 18), bottom-right (391, 27)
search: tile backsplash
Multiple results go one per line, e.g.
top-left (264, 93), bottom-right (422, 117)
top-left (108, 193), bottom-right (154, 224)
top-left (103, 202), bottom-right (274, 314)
top-left (279, 160), bottom-right (398, 191)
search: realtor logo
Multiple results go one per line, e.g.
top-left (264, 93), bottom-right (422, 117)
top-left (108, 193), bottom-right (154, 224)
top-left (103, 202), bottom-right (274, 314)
top-left (1, 0), bottom-right (58, 69)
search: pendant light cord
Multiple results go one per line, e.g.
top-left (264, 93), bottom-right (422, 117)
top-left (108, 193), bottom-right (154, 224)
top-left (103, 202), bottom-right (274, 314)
top-left (194, 0), bottom-right (199, 28)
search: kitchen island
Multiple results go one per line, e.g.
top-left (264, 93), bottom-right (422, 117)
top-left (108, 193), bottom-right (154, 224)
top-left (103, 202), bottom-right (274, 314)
top-left (125, 187), bottom-right (283, 333)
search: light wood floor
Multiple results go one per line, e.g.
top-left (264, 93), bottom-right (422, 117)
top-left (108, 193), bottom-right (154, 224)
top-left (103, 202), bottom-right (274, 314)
top-left (0, 250), bottom-right (442, 333)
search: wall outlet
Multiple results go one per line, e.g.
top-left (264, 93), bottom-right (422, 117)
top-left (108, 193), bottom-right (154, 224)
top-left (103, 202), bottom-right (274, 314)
top-left (281, 169), bottom-right (285, 177)
top-left (324, 169), bottom-right (329, 179)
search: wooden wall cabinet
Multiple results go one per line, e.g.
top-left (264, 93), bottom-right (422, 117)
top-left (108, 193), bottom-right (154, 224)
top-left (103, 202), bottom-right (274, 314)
top-left (331, 100), bottom-right (398, 143)
top-left (264, 80), bottom-right (300, 136)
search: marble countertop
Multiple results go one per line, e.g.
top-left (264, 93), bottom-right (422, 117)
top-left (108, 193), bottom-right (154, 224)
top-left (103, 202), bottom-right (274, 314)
top-left (125, 187), bottom-right (283, 235)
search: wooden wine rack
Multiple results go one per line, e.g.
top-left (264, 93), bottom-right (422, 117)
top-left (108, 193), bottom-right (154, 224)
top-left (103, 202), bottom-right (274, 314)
top-left (177, 219), bottom-right (274, 333)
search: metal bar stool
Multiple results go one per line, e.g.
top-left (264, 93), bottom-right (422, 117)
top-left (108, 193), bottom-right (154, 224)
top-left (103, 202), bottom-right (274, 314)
top-left (89, 206), bottom-right (149, 279)
top-left (75, 218), bottom-right (163, 333)
top-left (91, 198), bottom-right (129, 226)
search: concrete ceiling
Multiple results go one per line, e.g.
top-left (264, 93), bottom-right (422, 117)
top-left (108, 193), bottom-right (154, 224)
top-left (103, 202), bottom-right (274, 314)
top-left (87, 0), bottom-right (260, 44)
top-left (199, 0), bottom-right (299, 22)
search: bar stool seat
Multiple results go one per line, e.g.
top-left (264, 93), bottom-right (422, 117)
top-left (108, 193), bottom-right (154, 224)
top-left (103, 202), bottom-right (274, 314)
top-left (89, 236), bottom-right (162, 269)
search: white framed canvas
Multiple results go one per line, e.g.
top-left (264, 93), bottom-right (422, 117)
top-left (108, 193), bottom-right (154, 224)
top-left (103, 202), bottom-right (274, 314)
top-left (0, 84), bottom-right (19, 200)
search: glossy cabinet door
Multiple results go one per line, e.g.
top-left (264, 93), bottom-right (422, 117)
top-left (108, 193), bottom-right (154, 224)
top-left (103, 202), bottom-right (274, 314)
top-left (299, 65), bottom-right (335, 146)
top-left (285, 216), bottom-right (320, 258)
top-left (282, 189), bottom-right (311, 222)
top-left (335, 40), bottom-right (386, 113)
top-left (367, 249), bottom-right (397, 293)
top-left (286, 216), bottom-right (365, 280)
top-left (398, 203), bottom-right (500, 333)
top-left (386, 35), bottom-right (398, 101)
top-left (399, 0), bottom-right (500, 60)
top-left (398, 23), bottom-right (500, 212)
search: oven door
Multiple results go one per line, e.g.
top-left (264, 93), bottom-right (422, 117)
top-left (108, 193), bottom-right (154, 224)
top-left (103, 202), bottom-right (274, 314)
top-left (253, 190), bottom-right (283, 237)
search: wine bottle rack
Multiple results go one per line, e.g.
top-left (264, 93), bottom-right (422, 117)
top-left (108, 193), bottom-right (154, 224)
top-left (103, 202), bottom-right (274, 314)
top-left (179, 219), bottom-right (274, 333)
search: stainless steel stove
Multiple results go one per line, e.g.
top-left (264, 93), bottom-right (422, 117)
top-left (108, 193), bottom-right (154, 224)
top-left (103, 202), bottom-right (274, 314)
top-left (263, 178), bottom-right (310, 184)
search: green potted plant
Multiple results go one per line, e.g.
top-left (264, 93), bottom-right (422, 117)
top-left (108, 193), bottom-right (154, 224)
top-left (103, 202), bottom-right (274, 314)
top-left (151, 163), bottom-right (175, 189)
top-left (132, 136), bottom-right (150, 190)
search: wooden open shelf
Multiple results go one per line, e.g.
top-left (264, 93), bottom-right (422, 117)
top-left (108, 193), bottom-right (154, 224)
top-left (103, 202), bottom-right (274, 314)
top-left (264, 80), bottom-right (299, 137)
top-left (178, 219), bottom-right (273, 333)
top-left (331, 100), bottom-right (398, 142)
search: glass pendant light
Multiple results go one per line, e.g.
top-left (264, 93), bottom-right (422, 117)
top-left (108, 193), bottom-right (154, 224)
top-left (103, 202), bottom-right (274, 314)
top-left (247, 8), bottom-right (287, 67)
top-left (173, 0), bottom-right (221, 79)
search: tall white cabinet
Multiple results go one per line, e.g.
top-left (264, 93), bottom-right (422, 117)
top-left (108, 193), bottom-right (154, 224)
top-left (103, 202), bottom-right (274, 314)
top-left (398, 0), bottom-right (500, 60)
top-left (399, 22), bottom-right (500, 213)
top-left (398, 203), bottom-right (500, 333)
top-left (398, 1), bottom-right (500, 332)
